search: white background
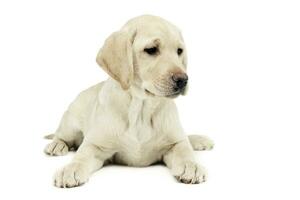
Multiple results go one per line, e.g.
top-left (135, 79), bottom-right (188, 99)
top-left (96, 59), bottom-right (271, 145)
top-left (0, 0), bottom-right (299, 199)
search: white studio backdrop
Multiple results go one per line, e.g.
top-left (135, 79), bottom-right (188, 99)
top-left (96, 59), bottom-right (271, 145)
top-left (0, 0), bottom-right (299, 199)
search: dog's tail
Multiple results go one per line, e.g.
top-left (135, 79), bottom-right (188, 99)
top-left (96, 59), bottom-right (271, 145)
top-left (44, 133), bottom-right (55, 140)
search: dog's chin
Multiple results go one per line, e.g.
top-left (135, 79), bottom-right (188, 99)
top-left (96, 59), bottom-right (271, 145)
top-left (165, 92), bottom-right (181, 98)
top-left (144, 89), bottom-right (183, 99)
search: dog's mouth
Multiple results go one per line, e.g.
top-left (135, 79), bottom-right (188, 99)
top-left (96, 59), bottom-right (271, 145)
top-left (145, 89), bottom-right (156, 97)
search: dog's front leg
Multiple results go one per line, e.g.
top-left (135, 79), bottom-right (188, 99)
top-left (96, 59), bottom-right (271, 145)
top-left (53, 140), bottom-right (114, 188)
top-left (163, 139), bottom-right (207, 184)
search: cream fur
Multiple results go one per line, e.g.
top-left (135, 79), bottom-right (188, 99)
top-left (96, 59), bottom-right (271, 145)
top-left (44, 15), bottom-right (213, 188)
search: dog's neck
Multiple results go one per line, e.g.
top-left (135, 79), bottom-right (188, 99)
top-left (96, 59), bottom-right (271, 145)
top-left (128, 83), bottom-right (166, 114)
top-left (129, 83), bottom-right (152, 100)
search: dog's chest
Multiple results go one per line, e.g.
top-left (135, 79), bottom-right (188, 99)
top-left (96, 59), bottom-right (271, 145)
top-left (127, 98), bottom-right (154, 141)
top-left (114, 98), bottom-right (167, 166)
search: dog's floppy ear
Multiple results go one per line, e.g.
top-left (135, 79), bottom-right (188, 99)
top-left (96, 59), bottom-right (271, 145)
top-left (96, 30), bottom-right (136, 90)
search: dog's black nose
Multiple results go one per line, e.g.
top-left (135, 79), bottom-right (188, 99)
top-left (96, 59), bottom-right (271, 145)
top-left (172, 73), bottom-right (188, 90)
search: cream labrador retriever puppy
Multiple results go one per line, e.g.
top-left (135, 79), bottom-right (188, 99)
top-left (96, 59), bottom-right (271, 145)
top-left (44, 15), bottom-right (213, 187)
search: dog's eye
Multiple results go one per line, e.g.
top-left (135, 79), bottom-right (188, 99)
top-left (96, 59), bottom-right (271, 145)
top-left (177, 48), bottom-right (183, 55)
top-left (144, 47), bottom-right (158, 55)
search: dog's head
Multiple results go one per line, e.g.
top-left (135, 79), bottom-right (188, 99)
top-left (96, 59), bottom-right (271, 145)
top-left (96, 15), bottom-right (188, 98)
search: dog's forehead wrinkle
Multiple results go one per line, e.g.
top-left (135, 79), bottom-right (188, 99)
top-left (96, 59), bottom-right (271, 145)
top-left (142, 35), bottom-right (181, 49)
top-left (148, 38), bottom-right (161, 47)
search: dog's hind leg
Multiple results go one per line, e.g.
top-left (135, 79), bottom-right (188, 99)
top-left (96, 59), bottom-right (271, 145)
top-left (188, 135), bottom-right (214, 151)
top-left (44, 111), bottom-right (83, 156)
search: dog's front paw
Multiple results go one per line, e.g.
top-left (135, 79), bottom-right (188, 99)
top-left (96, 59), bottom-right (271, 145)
top-left (44, 139), bottom-right (69, 156)
top-left (189, 135), bottom-right (214, 151)
top-left (172, 161), bottom-right (207, 184)
top-left (54, 163), bottom-right (89, 188)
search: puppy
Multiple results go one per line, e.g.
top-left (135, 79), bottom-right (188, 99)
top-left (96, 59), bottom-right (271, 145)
top-left (44, 15), bottom-right (214, 188)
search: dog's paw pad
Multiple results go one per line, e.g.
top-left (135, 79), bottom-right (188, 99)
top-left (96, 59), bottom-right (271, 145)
top-left (54, 163), bottom-right (89, 188)
top-left (173, 162), bottom-right (207, 184)
top-left (44, 139), bottom-right (69, 156)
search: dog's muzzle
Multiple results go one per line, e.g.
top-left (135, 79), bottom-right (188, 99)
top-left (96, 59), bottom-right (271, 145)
top-left (172, 73), bottom-right (188, 92)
